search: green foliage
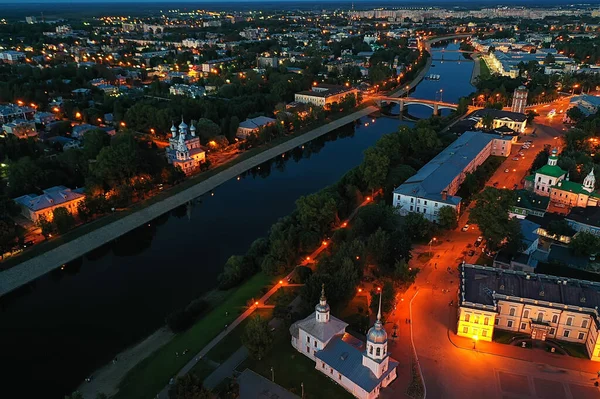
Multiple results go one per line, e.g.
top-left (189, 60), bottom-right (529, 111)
top-left (369, 280), bottom-right (395, 314)
top-left (570, 232), bottom-right (600, 257)
top-left (168, 373), bottom-right (211, 399)
top-left (242, 315), bottom-right (274, 360)
top-left (82, 129), bottom-right (110, 159)
top-left (456, 155), bottom-right (505, 204)
top-left (547, 220), bottom-right (576, 238)
top-left (530, 148), bottom-right (550, 173)
top-left (469, 188), bottom-right (522, 251)
top-left (37, 215), bottom-right (55, 239)
top-left (361, 148), bottom-right (390, 192)
top-left (165, 299), bottom-right (209, 333)
top-left (437, 206), bottom-right (458, 230)
top-left (52, 207), bottom-right (76, 234)
top-left (194, 118), bottom-right (221, 143)
top-left (7, 156), bottom-right (44, 197)
top-left (402, 213), bottom-right (435, 241)
top-left (296, 192), bottom-right (338, 237)
top-left (0, 219), bottom-right (19, 253)
top-left (567, 107), bottom-right (585, 123)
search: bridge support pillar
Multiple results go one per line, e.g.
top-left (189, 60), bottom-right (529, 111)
top-left (399, 100), bottom-right (404, 120)
top-left (433, 103), bottom-right (439, 116)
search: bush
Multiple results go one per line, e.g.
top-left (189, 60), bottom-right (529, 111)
top-left (165, 299), bottom-right (209, 333)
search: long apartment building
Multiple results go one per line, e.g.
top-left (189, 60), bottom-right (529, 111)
top-left (392, 131), bottom-right (514, 222)
top-left (458, 264), bottom-right (600, 362)
top-left (294, 84), bottom-right (358, 108)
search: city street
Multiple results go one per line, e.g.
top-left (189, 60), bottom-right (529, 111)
top-left (382, 109), bottom-right (600, 398)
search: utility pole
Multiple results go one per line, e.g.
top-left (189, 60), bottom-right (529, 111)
top-left (301, 382), bottom-right (305, 399)
top-left (271, 367), bottom-right (274, 382)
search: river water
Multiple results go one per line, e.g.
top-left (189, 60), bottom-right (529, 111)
top-left (0, 42), bottom-right (475, 398)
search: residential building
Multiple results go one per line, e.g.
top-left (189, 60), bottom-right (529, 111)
top-left (201, 57), bottom-right (236, 73)
top-left (294, 84), bottom-right (358, 108)
top-left (393, 131), bottom-right (511, 222)
top-left (2, 119), bottom-right (37, 139)
top-left (470, 109), bottom-right (527, 133)
top-left (257, 56), bottom-right (280, 68)
top-left (169, 84), bottom-right (205, 99)
top-left (569, 94), bottom-right (600, 117)
top-left (0, 104), bottom-right (35, 124)
top-left (290, 286), bottom-right (398, 398)
top-left (510, 189), bottom-right (549, 219)
top-left (97, 84), bottom-right (119, 95)
top-left (236, 116), bottom-right (276, 139)
top-left (566, 206), bottom-right (600, 237)
top-left (525, 149), bottom-right (567, 196)
top-left (0, 51), bottom-right (26, 64)
top-left (14, 186), bottom-right (85, 222)
top-left (166, 120), bottom-right (206, 175)
top-left (511, 86), bottom-right (528, 114)
top-left (457, 264), bottom-right (600, 362)
top-left (33, 112), bottom-right (56, 125)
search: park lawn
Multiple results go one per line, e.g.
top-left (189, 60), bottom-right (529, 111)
top-left (205, 308), bottom-right (274, 364)
top-left (558, 341), bottom-right (589, 359)
top-left (114, 272), bottom-right (273, 399)
top-left (187, 357), bottom-right (217, 383)
top-left (242, 331), bottom-right (354, 399)
top-left (264, 285), bottom-right (300, 306)
top-left (479, 58), bottom-right (491, 79)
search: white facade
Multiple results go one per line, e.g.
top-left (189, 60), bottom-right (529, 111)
top-left (511, 86), bottom-right (528, 114)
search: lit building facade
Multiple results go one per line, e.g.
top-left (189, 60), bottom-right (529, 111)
top-left (166, 120), bottom-right (206, 175)
top-left (290, 286), bottom-right (398, 398)
top-left (294, 84), bottom-right (358, 108)
top-left (458, 264), bottom-right (600, 361)
top-left (511, 86), bottom-right (528, 114)
top-left (14, 186), bottom-right (85, 223)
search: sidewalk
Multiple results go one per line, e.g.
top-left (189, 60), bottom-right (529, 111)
top-left (203, 347), bottom-right (249, 390)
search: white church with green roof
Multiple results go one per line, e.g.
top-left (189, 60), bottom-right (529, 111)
top-left (525, 148), bottom-right (600, 209)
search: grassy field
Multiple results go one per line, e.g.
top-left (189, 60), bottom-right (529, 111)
top-left (479, 58), bottom-right (491, 79)
top-left (240, 331), bottom-right (354, 399)
top-left (204, 308), bottom-right (273, 364)
top-left (558, 341), bottom-right (589, 359)
top-left (114, 272), bottom-right (273, 399)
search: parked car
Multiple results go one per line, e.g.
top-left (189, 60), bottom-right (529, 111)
top-left (474, 241), bottom-right (481, 248)
top-left (462, 224), bottom-right (470, 232)
top-left (477, 236), bottom-right (483, 242)
top-left (468, 250), bottom-right (475, 256)
top-left (21, 240), bottom-right (34, 248)
top-left (512, 157), bottom-right (519, 161)
top-left (493, 181), bottom-right (499, 187)
top-left (504, 168), bottom-right (509, 173)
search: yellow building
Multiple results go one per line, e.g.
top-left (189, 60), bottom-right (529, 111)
top-left (295, 84), bottom-right (358, 108)
top-left (458, 264), bottom-right (600, 360)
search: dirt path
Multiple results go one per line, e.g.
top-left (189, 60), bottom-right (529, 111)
top-left (77, 327), bottom-right (174, 399)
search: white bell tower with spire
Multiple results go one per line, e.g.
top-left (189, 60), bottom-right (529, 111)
top-left (583, 168), bottom-right (596, 192)
top-left (362, 292), bottom-right (390, 378)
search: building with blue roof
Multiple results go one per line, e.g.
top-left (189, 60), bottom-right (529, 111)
top-left (569, 94), bottom-right (600, 117)
top-left (290, 286), bottom-right (397, 398)
top-left (393, 131), bottom-right (508, 222)
top-left (14, 186), bottom-right (85, 222)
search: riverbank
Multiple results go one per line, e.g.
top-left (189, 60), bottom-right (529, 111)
top-left (470, 54), bottom-right (481, 85)
top-left (0, 106), bottom-right (377, 298)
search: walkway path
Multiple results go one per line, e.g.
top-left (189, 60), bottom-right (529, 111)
top-left (0, 106), bottom-right (377, 298)
top-left (203, 347), bottom-right (249, 390)
top-left (156, 191), bottom-right (381, 398)
top-left (470, 54), bottom-right (481, 86)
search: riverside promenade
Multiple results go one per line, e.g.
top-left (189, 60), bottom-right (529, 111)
top-left (0, 106), bottom-right (377, 298)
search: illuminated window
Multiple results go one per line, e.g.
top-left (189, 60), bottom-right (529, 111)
top-left (578, 332), bottom-right (585, 340)
top-left (509, 308), bottom-right (516, 316)
top-left (482, 330), bottom-right (487, 337)
top-left (523, 310), bottom-right (529, 319)
top-left (537, 313), bottom-right (544, 322)
top-left (552, 315), bottom-right (558, 323)
top-left (521, 323), bottom-right (527, 330)
top-left (376, 347), bottom-right (381, 356)
top-left (484, 317), bottom-right (489, 326)
top-left (464, 314), bottom-right (470, 323)
top-left (563, 330), bottom-right (570, 338)
top-left (582, 320), bottom-right (588, 329)
top-left (463, 326), bottom-right (468, 334)
top-left (507, 320), bottom-right (513, 328)
top-left (566, 317), bottom-right (573, 326)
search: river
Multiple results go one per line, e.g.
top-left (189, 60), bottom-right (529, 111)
top-left (0, 42), bottom-right (475, 398)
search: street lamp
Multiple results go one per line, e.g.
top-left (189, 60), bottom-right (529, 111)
top-left (472, 335), bottom-right (478, 349)
top-left (429, 237), bottom-right (437, 256)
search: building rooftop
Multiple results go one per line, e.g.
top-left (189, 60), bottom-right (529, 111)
top-left (237, 368), bottom-right (300, 399)
top-left (514, 189), bottom-right (549, 212)
top-left (315, 333), bottom-right (398, 393)
top-left (393, 131), bottom-right (493, 204)
top-left (460, 264), bottom-right (600, 309)
top-left (238, 116), bottom-right (276, 130)
top-left (567, 206), bottom-right (600, 228)
top-left (14, 186), bottom-right (84, 212)
top-left (471, 108), bottom-right (527, 122)
top-left (296, 84), bottom-right (356, 98)
top-left (536, 164), bottom-right (567, 178)
top-left (290, 312), bottom-right (348, 343)
top-left (547, 244), bottom-right (591, 270)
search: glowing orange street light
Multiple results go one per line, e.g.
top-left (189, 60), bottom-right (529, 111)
top-left (52, 107), bottom-right (60, 113)
top-left (17, 100), bottom-right (23, 106)
top-left (358, 288), bottom-right (362, 292)
top-left (306, 256), bottom-right (311, 261)
top-left (75, 112), bottom-right (82, 119)
top-left (120, 122), bottom-right (126, 127)
top-left (472, 335), bottom-right (479, 349)
top-left (322, 241), bottom-right (328, 246)
top-left (150, 128), bottom-right (155, 134)
top-left (255, 301), bottom-right (259, 306)
top-left (377, 287), bottom-right (381, 291)
top-left (342, 222), bottom-right (348, 228)
top-left (279, 280), bottom-right (283, 284)
top-left (366, 196), bottom-right (371, 201)
top-left (97, 118), bottom-right (102, 123)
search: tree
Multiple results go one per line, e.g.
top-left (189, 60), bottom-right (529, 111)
top-left (361, 148), bottom-right (390, 194)
top-left (168, 373), bottom-right (211, 399)
top-left (37, 215), bottom-right (55, 239)
top-left (547, 220), bottom-right (575, 238)
top-left (366, 227), bottom-right (390, 269)
top-left (566, 107), bottom-right (586, 123)
top-left (530, 149), bottom-right (550, 173)
top-left (242, 315), bottom-right (274, 360)
top-left (0, 219), bottom-right (18, 254)
top-left (525, 110), bottom-right (538, 124)
top-left (570, 232), bottom-right (600, 256)
top-left (437, 206), bottom-right (458, 230)
top-left (402, 212), bottom-right (434, 241)
top-left (295, 192), bottom-right (338, 236)
top-left (82, 129), bottom-right (110, 159)
top-left (469, 188), bottom-right (521, 251)
top-left (64, 392), bottom-right (83, 399)
top-left (393, 259), bottom-right (418, 282)
top-left (53, 207), bottom-right (76, 234)
top-left (7, 156), bottom-right (44, 197)
top-left (481, 113), bottom-right (495, 130)
top-left (544, 53), bottom-right (556, 65)
top-left (369, 280), bottom-right (395, 314)
top-left (195, 118), bottom-right (221, 143)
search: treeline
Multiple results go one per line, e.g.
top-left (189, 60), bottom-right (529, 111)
top-left (217, 118), bottom-right (457, 303)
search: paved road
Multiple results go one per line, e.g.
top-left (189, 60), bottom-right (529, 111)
top-left (203, 347), bottom-right (249, 390)
top-left (0, 106), bottom-right (377, 298)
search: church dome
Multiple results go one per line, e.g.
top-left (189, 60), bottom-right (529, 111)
top-left (315, 284), bottom-right (330, 313)
top-left (190, 124), bottom-right (196, 132)
top-left (179, 120), bottom-right (188, 130)
top-left (366, 320), bottom-right (387, 344)
top-left (170, 124), bottom-right (177, 133)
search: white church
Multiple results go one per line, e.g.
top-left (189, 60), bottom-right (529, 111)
top-left (290, 286), bottom-right (398, 399)
top-left (166, 119), bottom-right (206, 175)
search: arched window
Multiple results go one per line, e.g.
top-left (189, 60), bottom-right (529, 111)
top-left (537, 313), bottom-right (543, 322)
top-left (523, 310), bottom-right (529, 319)
top-left (509, 308), bottom-right (516, 317)
top-left (465, 314), bottom-right (470, 322)
top-left (369, 345), bottom-right (373, 355)
top-left (376, 347), bottom-right (381, 356)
